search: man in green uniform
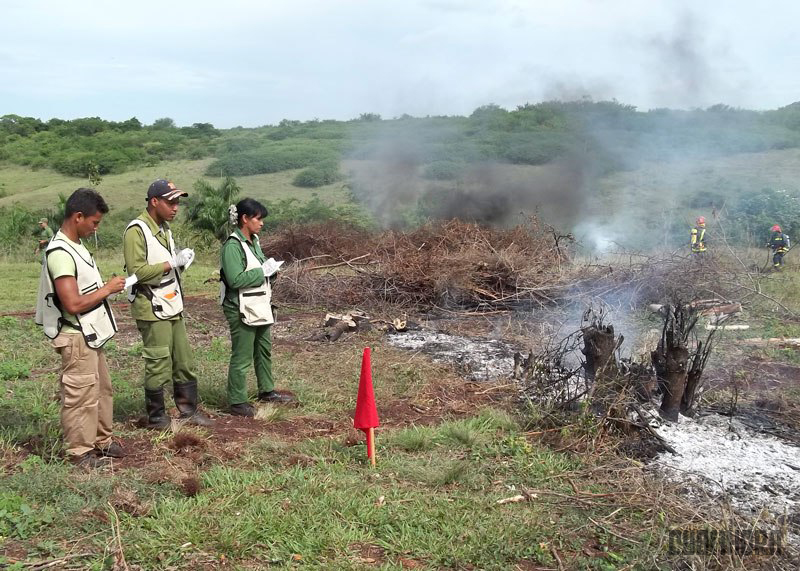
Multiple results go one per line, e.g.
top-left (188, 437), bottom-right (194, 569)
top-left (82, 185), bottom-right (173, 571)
top-left (123, 179), bottom-right (212, 429)
top-left (34, 217), bottom-right (54, 256)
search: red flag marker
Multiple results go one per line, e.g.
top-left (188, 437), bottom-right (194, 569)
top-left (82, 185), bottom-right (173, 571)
top-left (353, 347), bottom-right (380, 466)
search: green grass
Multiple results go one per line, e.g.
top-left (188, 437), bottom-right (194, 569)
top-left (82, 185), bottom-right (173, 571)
top-left (0, 160), bottom-right (352, 212)
top-left (0, 402), bottom-right (650, 570)
top-left (0, 258), bottom-right (711, 569)
top-left (0, 256), bottom-right (219, 314)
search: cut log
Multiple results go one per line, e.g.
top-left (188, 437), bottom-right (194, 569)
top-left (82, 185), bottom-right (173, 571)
top-left (705, 324), bottom-right (749, 330)
top-left (739, 337), bottom-right (800, 349)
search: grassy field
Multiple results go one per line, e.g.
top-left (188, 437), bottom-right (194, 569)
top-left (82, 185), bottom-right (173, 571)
top-left (0, 254), bottom-right (687, 570)
top-left (2, 154), bottom-right (799, 568)
top-left (0, 160), bottom-right (352, 213)
top-left (2, 250), bottom-right (799, 569)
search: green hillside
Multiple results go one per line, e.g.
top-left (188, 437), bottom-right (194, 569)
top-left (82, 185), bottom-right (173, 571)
top-left (3, 102), bottom-right (800, 250)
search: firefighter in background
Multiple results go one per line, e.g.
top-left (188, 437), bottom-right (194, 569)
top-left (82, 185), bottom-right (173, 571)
top-left (766, 224), bottom-right (790, 269)
top-left (690, 216), bottom-right (707, 254)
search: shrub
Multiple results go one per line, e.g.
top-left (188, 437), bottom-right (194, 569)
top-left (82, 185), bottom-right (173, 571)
top-left (185, 177), bottom-right (242, 241)
top-left (206, 141), bottom-right (340, 177)
top-left (291, 161), bottom-right (342, 188)
top-left (0, 204), bottom-right (36, 251)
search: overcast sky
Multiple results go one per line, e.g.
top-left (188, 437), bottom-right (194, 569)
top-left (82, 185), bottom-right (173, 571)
top-left (2, 0), bottom-right (798, 128)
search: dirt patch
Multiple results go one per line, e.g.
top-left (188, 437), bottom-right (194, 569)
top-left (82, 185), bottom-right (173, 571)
top-left (348, 542), bottom-right (387, 566)
top-left (0, 539), bottom-right (29, 562)
top-left (1, 445), bottom-right (30, 474)
top-left (706, 354), bottom-right (800, 392)
top-left (106, 373), bottom-right (506, 480)
top-left (110, 485), bottom-right (151, 517)
top-left (114, 415), bottom-right (271, 473)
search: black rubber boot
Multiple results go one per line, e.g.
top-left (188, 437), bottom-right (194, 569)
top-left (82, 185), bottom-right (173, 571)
top-left (145, 388), bottom-right (171, 429)
top-left (173, 381), bottom-right (213, 427)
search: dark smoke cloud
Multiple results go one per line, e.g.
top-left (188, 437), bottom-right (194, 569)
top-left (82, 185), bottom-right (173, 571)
top-left (421, 159), bottom-right (586, 225)
top-left (347, 145), bottom-right (587, 229)
top-left (647, 11), bottom-right (728, 108)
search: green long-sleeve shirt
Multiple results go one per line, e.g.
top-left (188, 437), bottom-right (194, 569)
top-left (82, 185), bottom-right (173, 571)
top-left (220, 228), bottom-right (267, 308)
top-left (123, 210), bottom-right (177, 321)
top-left (37, 225), bottom-right (54, 244)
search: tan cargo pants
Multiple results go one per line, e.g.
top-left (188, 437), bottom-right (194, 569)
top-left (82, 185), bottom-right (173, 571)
top-left (51, 332), bottom-right (113, 457)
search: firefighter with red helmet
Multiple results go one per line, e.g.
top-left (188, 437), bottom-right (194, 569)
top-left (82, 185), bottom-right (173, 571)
top-left (766, 224), bottom-right (790, 268)
top-left (690, 216), bottom-right (707, 254)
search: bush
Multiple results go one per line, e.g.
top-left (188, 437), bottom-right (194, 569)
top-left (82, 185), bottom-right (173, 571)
top-left (0, 204), bottom-right (36, 251)
top-left (264, 194), bottom-right (373, 231)
top-left (291, 161), bottom-right (342, 188)
top-left (206, 141), bottom-right (341, 177)
top-left (185, 177), bottom-right (242, 241)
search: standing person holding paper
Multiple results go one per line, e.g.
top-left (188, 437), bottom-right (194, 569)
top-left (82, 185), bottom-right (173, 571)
top-left (35, 188), bottom-right (126, 467)
top-left (123, 179), bottom-right (212, 429)
top-left (220, 198), bottom-right (296, 417)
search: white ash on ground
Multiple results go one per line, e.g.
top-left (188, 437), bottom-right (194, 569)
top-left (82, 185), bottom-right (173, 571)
top-left (387, 330), bottom-right (518, 381)
top-left (652, 412), bottom-right (800, 527)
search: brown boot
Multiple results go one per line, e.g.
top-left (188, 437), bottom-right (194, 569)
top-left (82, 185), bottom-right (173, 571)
top-left (69, 451), bottom-right (110, 469)
top-left (173, 381), bottom-right (213, 426)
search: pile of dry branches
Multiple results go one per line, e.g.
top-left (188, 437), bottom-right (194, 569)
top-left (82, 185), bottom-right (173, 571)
top-left (268, 217), bottom-right (569, 310)
top-left (565, 249), bottom-right (795, 317)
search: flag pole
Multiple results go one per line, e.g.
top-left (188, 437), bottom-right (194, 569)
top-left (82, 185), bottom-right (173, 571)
top-left (368, 427), bottom-right (376, 467)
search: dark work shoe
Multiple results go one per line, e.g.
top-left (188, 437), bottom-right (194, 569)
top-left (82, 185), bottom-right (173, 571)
top-left (257, 390), bottom-right (298, 405)
top-left (96, 441), bottom-right (125, 458)
top-left (230, 403), bottom-right (256, 417)
top-left (69, 451), bottom-right (110, 469)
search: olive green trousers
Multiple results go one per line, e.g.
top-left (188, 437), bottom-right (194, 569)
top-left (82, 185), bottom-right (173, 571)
top-left (136, 318), bottom-right (197, 391)
top-left (223, 303), bottom-right (274, 405)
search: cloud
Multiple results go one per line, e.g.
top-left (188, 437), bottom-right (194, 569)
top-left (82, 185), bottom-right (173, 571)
top-left (1, 0), bottom-right (799, 125)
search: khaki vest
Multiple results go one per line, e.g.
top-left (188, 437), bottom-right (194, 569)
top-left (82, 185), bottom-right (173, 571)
top-left (35, 237), bottom-right (117, 349)
top-left (221, 232), bottom-right (274, 326)
top-left (125, 220), bottom-right (184, 319)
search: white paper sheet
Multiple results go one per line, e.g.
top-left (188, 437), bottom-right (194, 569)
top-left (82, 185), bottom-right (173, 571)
top-left (263, 258), bottom-right (284, 277)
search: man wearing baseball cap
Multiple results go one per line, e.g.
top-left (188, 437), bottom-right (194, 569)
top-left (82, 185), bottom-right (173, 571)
top-left (34, 217), bottom-right (54, 257)
top-left (123, 179), bottom-right (212, 429)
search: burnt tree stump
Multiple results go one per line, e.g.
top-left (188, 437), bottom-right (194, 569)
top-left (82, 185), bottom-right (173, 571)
top-left (582, 323), bottom-right (622, 406)
top-left (652, 304), bottom-right (693, 421)
top-left (682, 336), bottom-right (713, 415)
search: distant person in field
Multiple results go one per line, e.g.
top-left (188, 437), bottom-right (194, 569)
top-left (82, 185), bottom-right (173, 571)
top-left (123, 179), bottom-right (212, 429)
top-left (34, 217), bottom-right (54, 257)
top-left (34, 189), bottom-right (126, 468)
top-left (690, 216), bottom-right (707, 254)
top-left (766, 224), bottom-right (790, 269)
top-left (220, 198), bottom-right (297, 417)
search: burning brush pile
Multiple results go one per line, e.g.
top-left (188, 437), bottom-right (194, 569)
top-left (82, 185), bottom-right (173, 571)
top-left (264, 218), bottom-right (568, 310)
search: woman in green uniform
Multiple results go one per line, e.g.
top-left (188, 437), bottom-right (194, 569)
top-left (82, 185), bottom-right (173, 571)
top-left (221, 198), bottom-right (297, 416)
